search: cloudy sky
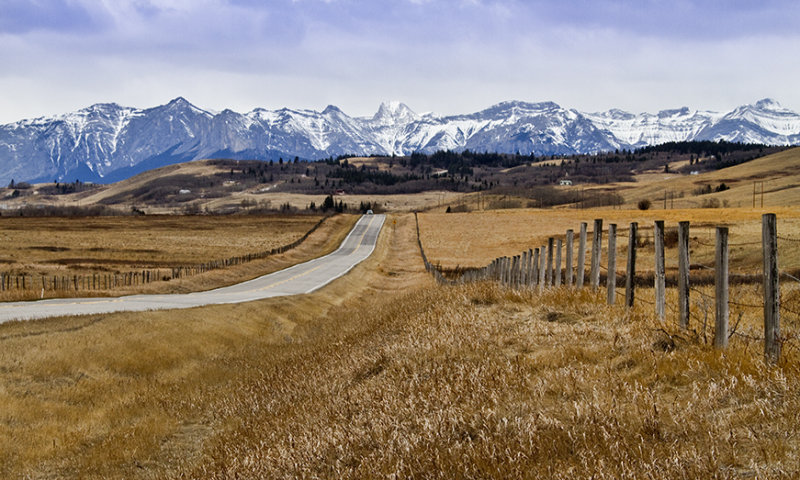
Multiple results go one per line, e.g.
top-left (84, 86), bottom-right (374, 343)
top-left (1, 0), bottom-right (799, 123)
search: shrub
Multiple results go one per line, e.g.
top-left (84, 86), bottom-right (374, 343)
top-left (637, 199), bottom-right (651, 210)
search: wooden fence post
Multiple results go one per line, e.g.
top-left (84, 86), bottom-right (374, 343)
top-left (531, 248), bottom-right (540, 287)
top-left (678, 221), bottom-right (690, 329)
top-left (512, 255), bottom-right (519, 289)
top-left (654, 220), bottom-right (666, 321)
top-left (555, 239), bottom-right (563, 287)
top-left (762, 213), bottom-right (780, 362)
top-left (525, 249), bottom-right (533, 288)
top-left (577, 222), bottom-right (587, 288)
top-left (565, 229), bottom-right (574, 287)
top-left (715, 226), bottom-right (729, 349)
top-left (520, 250), bottom-right (528, 287)
top-left (590, 219), bottom-right (603, 291)
top-left (538, 245), bottom-right (547, 291)
top-left (625, 222), bottom-right (637, 308)
top-left (607, 223), bottom-right (616, 305)
top-left (546, 238), bottom-right (554, 286)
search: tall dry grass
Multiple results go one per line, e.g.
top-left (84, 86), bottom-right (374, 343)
top-left (187, 282), bottom-right (799, 478)
top-left (1, 211), bottom-right (798, 478)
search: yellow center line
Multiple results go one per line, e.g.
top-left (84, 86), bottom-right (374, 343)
top-left (251, 263), bottom-right (326, 292)
top-left (246, 215), bottom-right (376, 293)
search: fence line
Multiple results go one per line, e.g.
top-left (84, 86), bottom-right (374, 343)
top-left (415, 212), bottom-right (791, 364)
top-left (0, 214), bottom-right (333, 294)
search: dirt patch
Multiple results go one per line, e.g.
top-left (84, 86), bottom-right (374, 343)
top-left (543, 310), bottom-right (580, 324)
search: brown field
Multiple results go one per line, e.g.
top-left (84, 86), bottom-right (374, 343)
top-left (418, 207), bottom-right (800, 273)
top-left (591, 147), bottom-right (800, 209)
top-left (1, 211), bottom-right (799, 478)
top-left (0, 214), bottom-right (358, 301)
top-left (0, 158), bottom-right (466, 214)
top-left (2, 151), bottom-right (800, 478)
top-left (202, 189), bottom-right (465, 214)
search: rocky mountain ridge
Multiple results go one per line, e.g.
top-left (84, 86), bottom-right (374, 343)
top-left (1, 97), bottom-right (798, 184)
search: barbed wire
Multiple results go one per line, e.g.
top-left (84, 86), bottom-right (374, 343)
top-left (635, 295), bottom-right (656, 306)
top-left (778, 235), bottom-right (800, 243)
top-left (691, 238), bottom-right (762, 248)
top-left (781, 272), bottom-right (800, 284)
top-left (779, 302), bottom-right (800, 318)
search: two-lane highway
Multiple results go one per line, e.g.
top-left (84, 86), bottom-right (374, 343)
top-left (0, 214), bottom-right (385, 323)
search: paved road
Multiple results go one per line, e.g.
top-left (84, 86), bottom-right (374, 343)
top-left (0, 214), bottom-right (385, 323)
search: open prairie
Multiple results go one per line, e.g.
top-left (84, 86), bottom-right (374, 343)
top-left (0, 214), bottom-right (358, 301)
top-left (585, 147), bottom-right (800, 209)
top-left (1, 153), bottom-right (800, 478)
top-left (418, 207), bottom-right (800, 272)
top-left (2, 210), bottom-right (799, 478)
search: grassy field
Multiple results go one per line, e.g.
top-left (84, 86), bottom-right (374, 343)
top-left (418, 207), bottom-right (800, 273)
top-left (578, 147), bottom-right (800, 210)
top-left (2, 150), bottom-right (800, 477)
top-left (0, 214), bottom-right (357, 301)
top-left (2, 211), bottom-right (799, 478)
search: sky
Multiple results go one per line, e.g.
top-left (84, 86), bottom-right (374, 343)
top-left (1, 0), bottom-right (799, 123)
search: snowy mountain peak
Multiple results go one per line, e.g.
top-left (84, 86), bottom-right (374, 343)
top-left (372, 101), bottom-right (419, 125)
top-left (753, 98), bottom-right (788, 111)
top-left (1, 98), bottom-right (799, 185)
top-left (657, 107), bottom-right (692, 118)
top-left (162, 96), bottom-right (211, 116)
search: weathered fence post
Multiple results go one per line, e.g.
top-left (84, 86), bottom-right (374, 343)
top-left (607, 223), bottom-right (616, 305)
top-left (538, 245), bottom-right (547, 291)
top-left (715, 226), bottom-right (729, 349)
top-left (565, 229), bottom-right (574, 287)
top-left (511, 255), bottom-right (519, 289)
top-left (520, 250), bottom-right (528, 287)
top-left (654, 220), bottom-right (666, 321)
top-left (625, 222), bottom-right (637, 308)
top-left (555, 239), bottom-right (563, 287)
top-left (525, 249), bottom-right (533, 288)
top-left (590, 219), bottom-right (603, 291)
top-left (678, 221), bottom-right (690, 329)
top-left (762, 213), bottom-right (780, 362)
top-left (546, 238), bottom-right (554, 286)
top-left (577, 222), bottom-right (587, 288)
top-left (531, 248), bottom-right (540, 287)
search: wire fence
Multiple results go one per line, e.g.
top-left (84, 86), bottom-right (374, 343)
top-left (416, 212), bottom-right (795, 364)
top-left (0, 215), bottom-right (332, 295)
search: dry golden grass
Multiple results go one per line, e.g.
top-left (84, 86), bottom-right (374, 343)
top-left (204, 189), bottom-right (465, 213)
top-left (191, 282), bottom-right (799, 478)
top-left (418, 207), bottom-right (800, 275)
top-left (1, 208), bottom-right (800, 478)
top-left (597, 147), bottom-right (800, 209)
top-left (0, 214), bottom-right (356, 301)
top-left (0, 212), bottom-right (429, 479)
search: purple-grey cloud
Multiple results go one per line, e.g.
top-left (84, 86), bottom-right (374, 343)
top-left (0, 0), bottom-right (98, 34)
top-left (0, 0), bottom-right (798, 123)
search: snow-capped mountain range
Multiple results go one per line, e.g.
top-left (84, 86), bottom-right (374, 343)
top-left (1, 97), bottom-right (799, 184)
